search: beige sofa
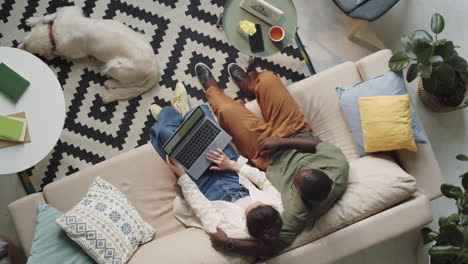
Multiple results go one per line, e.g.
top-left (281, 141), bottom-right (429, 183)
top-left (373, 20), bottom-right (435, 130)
top-left (9, 50), bottom-right (444, 264)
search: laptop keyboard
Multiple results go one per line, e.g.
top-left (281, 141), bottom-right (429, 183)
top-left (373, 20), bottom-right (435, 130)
top-left (175, 120), bottom-right (222, 169)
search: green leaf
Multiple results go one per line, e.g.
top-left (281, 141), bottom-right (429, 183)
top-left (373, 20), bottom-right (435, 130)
top-left (435, 39), bottom-right (447, 46)
top-left (435, 41), bottom-right (455, 60)
top-left (414, 42), bottom-right (433, 63)
top-left (422, 227), bottom-right (439, 244)
top-left (459, 72), bottom-right (468, 83)
top-left (401, 35), bottom-right (416, 58)
top-left (389, 51), bottom-right (411, 72)
top-left (411, 29), bottom-right (434, 44)
top-left (439, 216), bottom-right (449, 228)
top-left (430, 55), bottom-right (444, 65)
top-left (462, 172), bottom-right (468, 190)
top-left (447, 213), bottom-right (461, 225)
top-left (422, 75), bottom-right (438, 94)
top-left (417, 63), bottom-right (433, 78)
top-left (440, 225), bottom-right (465, 247)
top-left (461, 214), bottom-right (468, 226)
top-left (431, 13), bottom-right (445, 34)
top-left (456, 154), bottom-right (468, 161)
top-left (429, 246), bottom-right (462, 256)
top-left (464, 225), bottom-right (468, 248)
top-left (441, 184), bottom-right (461, 199)
top-left (449, 186), bottom-right (463, 199)
top-left (434, 63), bottom-right (456, 89)
top-left (406, 63), bottom-right (418, 82)
top-left (451, 55), bottom-right (468, 73)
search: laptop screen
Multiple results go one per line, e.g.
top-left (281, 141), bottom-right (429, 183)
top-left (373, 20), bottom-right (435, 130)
top-left (163, 107), bottom-right (204, 155)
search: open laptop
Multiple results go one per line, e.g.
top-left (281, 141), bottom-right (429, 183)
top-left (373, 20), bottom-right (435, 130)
top-left (162, 106), bottom-right (232, 179)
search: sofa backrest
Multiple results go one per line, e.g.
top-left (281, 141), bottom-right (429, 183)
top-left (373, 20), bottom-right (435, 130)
top-left (42, 144), bottom-right (187, 240)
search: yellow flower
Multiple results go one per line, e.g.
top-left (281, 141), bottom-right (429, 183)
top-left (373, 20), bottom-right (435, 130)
top-left (239, 20), bottom-right (256, 36)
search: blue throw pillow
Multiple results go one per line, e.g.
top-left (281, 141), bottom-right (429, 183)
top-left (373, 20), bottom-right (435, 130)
top-left (28, 203), bottom-right (94, 264)
top-left (336, 71), bottom-right (427, 156)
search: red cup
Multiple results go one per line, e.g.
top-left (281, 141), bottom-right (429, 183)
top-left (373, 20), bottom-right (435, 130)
top-left (269, 26), bottom-right (285, 42)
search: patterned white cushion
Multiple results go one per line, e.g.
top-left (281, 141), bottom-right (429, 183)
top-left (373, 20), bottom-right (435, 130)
top-left (56, 177), bottom-right (155, 264)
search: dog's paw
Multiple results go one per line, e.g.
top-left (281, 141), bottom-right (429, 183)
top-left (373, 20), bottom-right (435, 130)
top-left (101, 92), bottom-right (116, 104)
top-left (25, 17), bottom-right (41, 27)
top-left (104, 80), bottom-right (120, 90)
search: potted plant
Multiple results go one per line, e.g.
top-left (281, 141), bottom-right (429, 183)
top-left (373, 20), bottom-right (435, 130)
top-left (388, 13), bottom-right (468, 112)
top-left (421, 154), bottom-right (468, 264)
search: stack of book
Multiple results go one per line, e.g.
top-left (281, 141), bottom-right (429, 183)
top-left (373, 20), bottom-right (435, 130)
top-left (0, 113), bottom-right (31, 148)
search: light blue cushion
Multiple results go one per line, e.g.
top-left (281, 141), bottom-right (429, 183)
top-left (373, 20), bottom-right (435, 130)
top-left (336, 71), bottom-right (427, 156)
top-left (28, 203), bottom-right (94, 264)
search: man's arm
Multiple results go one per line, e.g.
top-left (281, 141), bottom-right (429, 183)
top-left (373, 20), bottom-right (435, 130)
top-left (258, 137), bottom-right (323, 156)
top-left (209, 228), bottom-right (289, 258)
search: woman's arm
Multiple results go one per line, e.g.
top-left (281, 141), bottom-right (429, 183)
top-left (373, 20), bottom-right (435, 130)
top-left (178, 175), bottom-right (221, 232)
top-left (166, 155), bottom-right (221, 232)
top-left (238, 164), bottom-right (272, 191)
top-left (208, 228), bottom-right (288, 258)
top-left (206, 149), bottom-right (242, 172)
top-left (206, 149), bottom-right (275, 192)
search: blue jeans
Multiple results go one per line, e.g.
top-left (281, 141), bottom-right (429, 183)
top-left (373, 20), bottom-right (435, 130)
top-left (150, 105), bottom-right (249, 202)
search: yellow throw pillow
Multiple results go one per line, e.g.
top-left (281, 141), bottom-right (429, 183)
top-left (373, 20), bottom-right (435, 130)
top-left (358, 95), bottom-right (417, 153)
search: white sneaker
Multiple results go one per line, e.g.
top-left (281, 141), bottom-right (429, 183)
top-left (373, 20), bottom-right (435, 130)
top-left (150, 104), bottom-right (163, 120)
top-left (172, 82), bottom-right (190, 116)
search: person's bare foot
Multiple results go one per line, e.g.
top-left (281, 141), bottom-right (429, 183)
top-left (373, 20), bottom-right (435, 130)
top-left (228, 63), bottom-right (255, 98)
top-left (195, 63), bottom-right (219, 90)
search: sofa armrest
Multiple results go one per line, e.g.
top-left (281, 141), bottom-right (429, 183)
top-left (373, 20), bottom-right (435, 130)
top-left (394, 144), bottom-right (444, 200)
top-left (355, 49), bottom-right (393, 80)
top-left (269, 193), bottom-right (432, 264)
top-left (8, 193), bottom-right (45, 256)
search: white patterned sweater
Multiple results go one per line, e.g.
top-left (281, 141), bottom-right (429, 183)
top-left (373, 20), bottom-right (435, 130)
top-left (173, 157), bottom-right (284, 263)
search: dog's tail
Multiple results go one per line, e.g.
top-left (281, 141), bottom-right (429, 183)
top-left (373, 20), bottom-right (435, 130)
top-left (102, 57), bottom-right (160, 104)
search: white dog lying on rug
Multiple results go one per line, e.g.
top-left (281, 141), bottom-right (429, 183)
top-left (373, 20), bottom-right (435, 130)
top-left (19, 6), bottom-right (160, 103)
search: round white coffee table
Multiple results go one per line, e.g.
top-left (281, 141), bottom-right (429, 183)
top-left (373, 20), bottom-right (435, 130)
top-left (0, 47), bottom-right (65, 175)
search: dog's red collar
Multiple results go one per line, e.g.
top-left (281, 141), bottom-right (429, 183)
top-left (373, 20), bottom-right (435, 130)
top-left (48, 24), bottom-right (56, 51)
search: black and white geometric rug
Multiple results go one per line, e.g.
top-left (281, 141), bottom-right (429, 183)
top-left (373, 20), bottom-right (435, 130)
top-left (0, 0), bottom-right (311, 191)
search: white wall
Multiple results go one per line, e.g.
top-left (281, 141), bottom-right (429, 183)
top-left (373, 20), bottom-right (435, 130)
top-left (370, 0), bottom-right (468, 231)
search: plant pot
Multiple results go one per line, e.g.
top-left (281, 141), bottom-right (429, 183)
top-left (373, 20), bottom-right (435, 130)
top-left (417, 80), bottom-right (468, 112)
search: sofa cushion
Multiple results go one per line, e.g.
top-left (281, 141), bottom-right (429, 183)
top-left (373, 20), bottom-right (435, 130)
top-left (336, 71), bottom-right (427, 156)
top-left (28, 203), bottom-right (93, 264)
top-left (246, 61), bottom-right (363, 161)
top-left (128, 228), bottom-right (252, 264)
top-left (56, 177), bottom-right (155, 264)
top-left (43, 144), bottom-right (186, 240)
top-left (286, 154), bottom-right (417, 251)
top-left (359, 95), bottom-right (417, 153)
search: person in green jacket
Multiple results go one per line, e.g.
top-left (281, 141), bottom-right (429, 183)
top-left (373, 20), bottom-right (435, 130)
top-left (196, 62), bottom-right (350, 257)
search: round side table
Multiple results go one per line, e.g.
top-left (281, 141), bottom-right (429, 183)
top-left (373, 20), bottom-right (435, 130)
top-left (221, 0), bottom-right (298, 57)
top-left (0, 47), bottom-right (65, 175)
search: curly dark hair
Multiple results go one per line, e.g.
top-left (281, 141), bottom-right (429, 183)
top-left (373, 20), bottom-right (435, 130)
top-left (246, 204), bottom-right (283, 239)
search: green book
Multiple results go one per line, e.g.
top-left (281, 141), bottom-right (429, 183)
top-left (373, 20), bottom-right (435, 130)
top-left (0, 63), bottom-right (30, 103)
top-left (0, 115), bottom-right (26, 141)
